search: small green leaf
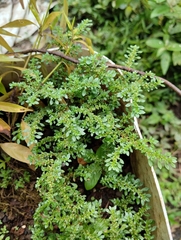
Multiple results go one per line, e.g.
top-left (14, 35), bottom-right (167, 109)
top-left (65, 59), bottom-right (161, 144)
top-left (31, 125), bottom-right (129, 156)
top-left (146, 38), bottom-right (164, 48)
top-left (160, 51), bottom-right (171, 75)
top-left (84, 163), bottom-right (102, 190)
top-left (125, 6), bottom-right (132, 18)
top-left (150, 5), bottom-right (170, 18)
top-left (166, 41), bottom-right (181, 52)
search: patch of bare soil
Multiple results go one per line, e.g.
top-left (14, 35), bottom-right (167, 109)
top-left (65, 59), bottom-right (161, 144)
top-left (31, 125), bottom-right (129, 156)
top-left (0, 161), bottom-right (41, 240)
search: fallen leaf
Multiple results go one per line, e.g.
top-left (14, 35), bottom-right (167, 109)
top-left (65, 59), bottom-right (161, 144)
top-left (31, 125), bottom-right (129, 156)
top-left (0, 118), bottom-right (11, 137)
top-left (77, 157), bottom-right (87, 166)
top-left (0, 142), bottom-right (34, 165)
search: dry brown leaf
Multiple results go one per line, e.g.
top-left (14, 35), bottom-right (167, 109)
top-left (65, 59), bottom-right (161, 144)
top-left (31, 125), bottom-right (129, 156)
top-left (0, 118), bottom-right (11, 137)
top-left (77, 157), bottom-right (87, 166)
top-left (0, 142), bottom-right (34, 165)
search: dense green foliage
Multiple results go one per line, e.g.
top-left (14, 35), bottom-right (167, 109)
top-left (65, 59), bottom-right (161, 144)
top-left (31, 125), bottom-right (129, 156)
top-left (67, 0), bottom-right (181, 226)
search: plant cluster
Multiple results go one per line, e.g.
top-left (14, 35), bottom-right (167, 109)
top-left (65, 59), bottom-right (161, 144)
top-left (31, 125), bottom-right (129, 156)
top-left (67, 0), bottom-right (181, 226)
top-left (0, 0), bottom-right (177, 239)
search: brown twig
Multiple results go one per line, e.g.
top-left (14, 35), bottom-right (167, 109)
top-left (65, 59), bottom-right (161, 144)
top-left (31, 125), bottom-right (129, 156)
top-left (11, 48), bottom-right (181, 97)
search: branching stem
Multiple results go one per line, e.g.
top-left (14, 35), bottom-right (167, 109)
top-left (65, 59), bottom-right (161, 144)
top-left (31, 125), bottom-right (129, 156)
top-left (11, 48), bottom-right (181, 97)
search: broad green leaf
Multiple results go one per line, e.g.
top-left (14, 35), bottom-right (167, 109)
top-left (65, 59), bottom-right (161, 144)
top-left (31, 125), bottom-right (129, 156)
top-left (29, 0), bottom-right (41, 26)
top-left (166, 5), bottom-right (181, 19)
top-left (0, 54), bottom-right (24, 62)
top-left (0, 36), bottom-right (14, 53)
top-left (0, 28), bottom-right (20, 37)
top-left (125, 6), bottom-right (132, 18)
top-left (172, 52), bottom-right (181, 66)
top-left (2, 19), bottom-right (36, 28)
top-left (0, 102), bottom-right (33, 112)
top-left (0, 118), bottom-right (11, 137)
top-left (146, 38), bottom-right (164, 48)
top-left (146, 112), bottom-right (161, 125)
top-left (84, 163), bottom-right (102, 190)
top-left (168, 23), bottom-right (181, 35)
top-left (0, 143), bottom-right (33, 164)
top-left (42, 11), bottom-right (61, 31)
top-left (156, 47), bottom-right (166, 57)
top-left (150, 5), bottom-right (170, 18)
top-left (160, 51), bottom-right (171, 75)
top-left (0, 82), bottom-right (6, 95)
top-left (166, 41), bottom-right (181, 52)
top-left (60, 0), bottom-right (69, 31)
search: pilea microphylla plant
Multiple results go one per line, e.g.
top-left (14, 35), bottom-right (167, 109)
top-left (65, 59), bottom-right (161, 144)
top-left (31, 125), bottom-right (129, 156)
top-left (0, 0), bottom-right (177, 239)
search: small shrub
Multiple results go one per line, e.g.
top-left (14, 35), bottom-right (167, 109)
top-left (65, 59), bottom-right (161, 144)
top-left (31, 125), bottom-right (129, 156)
top-left (0, 1), bottom-right (177, 239)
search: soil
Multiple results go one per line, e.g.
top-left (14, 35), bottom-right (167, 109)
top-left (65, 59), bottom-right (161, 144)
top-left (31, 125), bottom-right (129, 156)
top-left (0, 161), bottom-right (41, 240)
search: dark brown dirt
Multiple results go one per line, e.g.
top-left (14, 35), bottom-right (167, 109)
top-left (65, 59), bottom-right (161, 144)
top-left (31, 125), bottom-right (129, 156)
top-left (0, 161), bottom-right (41, 240)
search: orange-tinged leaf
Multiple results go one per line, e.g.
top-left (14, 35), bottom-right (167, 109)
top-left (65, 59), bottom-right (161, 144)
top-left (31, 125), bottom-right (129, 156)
top-left (0, 54), bottom-right (24, 62)
top-left (0, 142), bottom-right (34, 165)
top-left (0, 102), bottom-right (33, 112)
top-left (0, 36), bottom-right (14, 53)
top-left (42, 11), bottom-right (61, 31)
top-left (77, 157), bottom-right (87, 166)
top-left (21, 120), bottom-right (35, 150)
top-left (2, 19), bottom-right (36, 28)
top-left (0, 118), bottom-right (11, 137)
